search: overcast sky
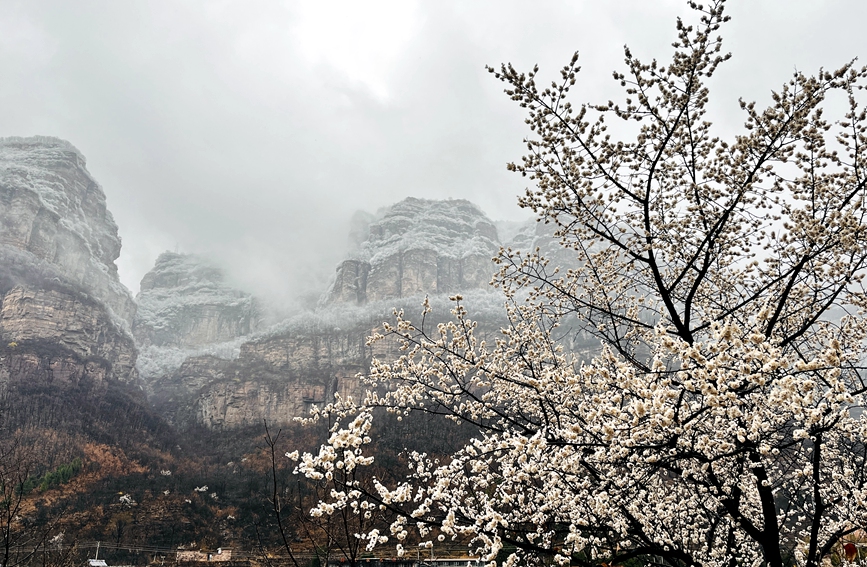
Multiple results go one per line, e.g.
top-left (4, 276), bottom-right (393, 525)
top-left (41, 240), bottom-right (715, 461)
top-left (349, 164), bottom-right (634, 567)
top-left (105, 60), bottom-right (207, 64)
top-left (1, 0), bottom-right (865, 307)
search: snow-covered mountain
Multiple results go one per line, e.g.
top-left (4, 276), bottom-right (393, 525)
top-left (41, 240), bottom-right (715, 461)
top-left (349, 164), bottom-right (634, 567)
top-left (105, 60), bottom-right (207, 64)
top-left (0, 137), bottom-right (572, 431)
top-left (0, 136), bottom-right (135, 325)
top-left (324, 197), bottom-right (504, 304)
top-left (134, 198), bottom-right (537, 429)
top-left (134, 252), bottom-right (259, 349)
top-left (0, 136), bottom-right (138, 386)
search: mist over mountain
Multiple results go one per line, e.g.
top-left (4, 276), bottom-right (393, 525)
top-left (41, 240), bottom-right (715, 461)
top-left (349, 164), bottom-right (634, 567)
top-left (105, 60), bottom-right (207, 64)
top-left (0, 135), bottom-right (595, 560)
top-left (133, 194), bottom-right (542, 431)
top-left (0, 135), bottom-right (594, 433)
top-left (0, 136), bottom-right (620, 561)
top-left (134, 252), bottom-right (260, 349)
top-left (0, 138), bottom-right (574, 424)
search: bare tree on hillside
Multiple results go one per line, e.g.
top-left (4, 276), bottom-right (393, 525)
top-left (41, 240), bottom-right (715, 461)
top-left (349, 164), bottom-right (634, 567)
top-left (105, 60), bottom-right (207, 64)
top-left (0, 440), bottom-right (58, 567)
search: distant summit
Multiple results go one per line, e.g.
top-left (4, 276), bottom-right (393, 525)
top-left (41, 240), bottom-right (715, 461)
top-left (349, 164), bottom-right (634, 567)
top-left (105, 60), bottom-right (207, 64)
top-left (134, 252), bottom-right (259, 349)
top-left (324, 197), bottom-right (502, 304)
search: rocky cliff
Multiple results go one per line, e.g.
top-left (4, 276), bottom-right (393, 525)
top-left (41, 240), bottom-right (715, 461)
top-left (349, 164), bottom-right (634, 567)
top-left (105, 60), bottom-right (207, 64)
top-left (325, 198), bottom-right (501, 304)
top-left (134, 252), bottom-right (259, 348)
top-left (0, 284), bottom-right (137, 385)
top-left (140, 199), bottom-right (556, 431)
top-left (146, 290), bottom-right (522, 430)
top-left (0, 136), bottom-right (135, 324)
top-left (147, 325), bottom-right (373, 429)
top-left (0, 137), bottom-right (138, 387)
top-left (145, 295), bottom-right (515, 430)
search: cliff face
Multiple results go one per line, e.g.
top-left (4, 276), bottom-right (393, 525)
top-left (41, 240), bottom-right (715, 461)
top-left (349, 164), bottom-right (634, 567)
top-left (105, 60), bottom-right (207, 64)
top-left (325, 198), bottom-right (501, 305)
top-left (147, 292), bottom-right (524, 431)
top-left (0, 286), bottom-right (137, 384)
top-left (134, 252), bottom-right (259, 348)
top-left (147, 328), bottom-right (372, 429)
top-left (0, 137), bottom-right (138, 389)
top-left (142, 198), bottom-right (546, 431)
top-left (0, 136), bottom-right (135, 324)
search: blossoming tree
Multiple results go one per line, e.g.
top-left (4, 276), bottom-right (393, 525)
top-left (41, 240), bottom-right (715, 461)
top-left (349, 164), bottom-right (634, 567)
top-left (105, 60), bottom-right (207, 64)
top-left (291, 2), bottom-right (867, 566)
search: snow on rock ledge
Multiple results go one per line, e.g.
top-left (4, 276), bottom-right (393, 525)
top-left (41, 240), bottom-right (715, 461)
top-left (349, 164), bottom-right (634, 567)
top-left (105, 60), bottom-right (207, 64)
top-left (134, 252), bottom-right (259, 349)
top-left (0, 136), bottom-right (135, 324)
top-left (324, 198), bottom-right (502, 305)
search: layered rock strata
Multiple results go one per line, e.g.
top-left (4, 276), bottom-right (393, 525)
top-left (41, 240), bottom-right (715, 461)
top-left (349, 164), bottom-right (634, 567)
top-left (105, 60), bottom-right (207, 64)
top-left (148, 293), bottom-right (522, 431)
top-left (147, 328), bottom-right (373, 429)
top-left (0, 137), bottom-right (138, 388)
top-left (325, 198), bottom-right (501, 304)
top-left (134, 252), bottom-right (259, 348)
top-left (0, 136), bottom-right (135, 324)
top-left (0, 286), bottom-right (137, 384)
top-left (0, 305), bottom-right (137, 389)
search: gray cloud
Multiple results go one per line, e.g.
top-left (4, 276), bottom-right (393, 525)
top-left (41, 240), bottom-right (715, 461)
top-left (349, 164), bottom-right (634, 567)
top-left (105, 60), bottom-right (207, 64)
top-left (1, 0), bottom-right (865, 308)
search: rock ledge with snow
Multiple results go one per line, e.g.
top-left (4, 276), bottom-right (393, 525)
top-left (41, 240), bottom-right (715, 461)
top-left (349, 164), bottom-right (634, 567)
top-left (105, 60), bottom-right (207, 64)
top-left (134, 252), bottom-right (259, 349)
top-left (325, 197), bottom-right (503, 304)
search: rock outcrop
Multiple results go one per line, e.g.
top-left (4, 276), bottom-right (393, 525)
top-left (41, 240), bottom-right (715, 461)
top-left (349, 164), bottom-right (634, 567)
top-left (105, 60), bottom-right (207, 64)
top-left (325, 198), bottom-right (501, 304)
top-left (0, 136), bottom-right (135, 324)
top-left (147, 326), bottom-right (373, 429)
top-left (134, 252), bottom-right (259, 348)
top-left (0, 286), bottom-right (137, 384)
top-left (0, 137), bottom-right (138, 388)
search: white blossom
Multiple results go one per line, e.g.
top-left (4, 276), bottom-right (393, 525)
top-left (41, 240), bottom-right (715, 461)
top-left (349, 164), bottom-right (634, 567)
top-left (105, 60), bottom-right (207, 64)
top-left (287, 3), bottom-right (867, 566)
